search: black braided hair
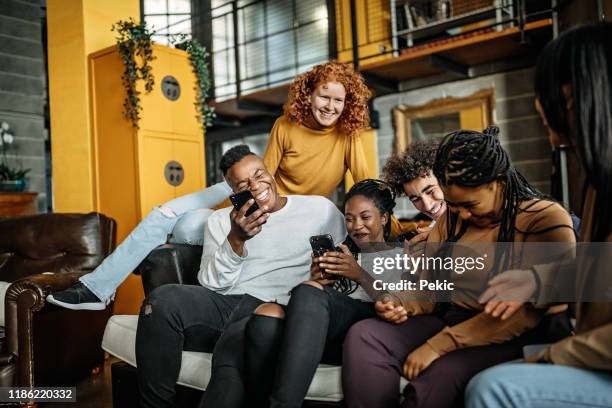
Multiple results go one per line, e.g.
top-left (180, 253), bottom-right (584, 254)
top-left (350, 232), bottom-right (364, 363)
top-left (433, 126), bottom-right (547, 278)
top-left (334, 179), bottom-right (396, 294)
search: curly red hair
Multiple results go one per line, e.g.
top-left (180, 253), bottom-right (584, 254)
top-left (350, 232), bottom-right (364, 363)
top-left (283, 61), bottom-right (372, 137)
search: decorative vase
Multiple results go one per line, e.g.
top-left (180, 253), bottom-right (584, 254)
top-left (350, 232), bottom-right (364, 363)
top-left (0, 179), bottom-right (26, 192)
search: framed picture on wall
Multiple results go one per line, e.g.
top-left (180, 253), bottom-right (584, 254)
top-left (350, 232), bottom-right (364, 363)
top-left (392, 89), bottom-right (494, 154)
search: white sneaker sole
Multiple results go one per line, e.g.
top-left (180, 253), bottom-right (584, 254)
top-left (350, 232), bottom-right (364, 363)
top-left (46, 294), bottom-right (106, 311)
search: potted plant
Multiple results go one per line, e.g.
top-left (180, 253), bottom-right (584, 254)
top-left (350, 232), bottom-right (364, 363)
top-left (0, 121), bottom-right (30, 192)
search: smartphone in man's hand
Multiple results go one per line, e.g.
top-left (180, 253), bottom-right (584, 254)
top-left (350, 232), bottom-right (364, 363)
top-left (229, 190), bottom-right (260, 216)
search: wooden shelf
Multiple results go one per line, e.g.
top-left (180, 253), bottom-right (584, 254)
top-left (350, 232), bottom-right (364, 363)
top-left (0, 192), bottom-right (38, 217)
top-left (361, 19), bottom-right (552, 82)
top-left (212, 84), bottom-right (289, 119)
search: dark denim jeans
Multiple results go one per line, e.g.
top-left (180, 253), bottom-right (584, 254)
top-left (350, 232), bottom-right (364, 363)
top-left (267, 284), bottom-right (375, 408)
top-left (200, 284), bottom-right (375, 408)
top-left (135, 284), bottom-right (262, 408)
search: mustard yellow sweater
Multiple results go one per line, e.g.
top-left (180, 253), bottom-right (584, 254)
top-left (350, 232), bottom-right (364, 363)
top-left (262, 115), bottom-right (413, 237)
top-left (263, 115), bottom-right (369, 197)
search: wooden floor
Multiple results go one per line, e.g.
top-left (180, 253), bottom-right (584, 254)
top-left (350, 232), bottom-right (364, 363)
top-left (40, 357), bottom-right (117, 408)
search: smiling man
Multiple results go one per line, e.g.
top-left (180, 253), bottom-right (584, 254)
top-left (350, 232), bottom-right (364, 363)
top-left (135, 145), bottom-right (345, 408)
top-left (383, 140), bottom-right (446, 224)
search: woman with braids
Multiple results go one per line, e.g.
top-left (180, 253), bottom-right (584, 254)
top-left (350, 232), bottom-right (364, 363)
top-left (466, 23), bottom-right (612, 408)
top-left (341, 126), bottom-right (576, 408)
top-left (200, 179), bottom-right (397, 408)
top-left (49, 60), bottom-right (376, 311)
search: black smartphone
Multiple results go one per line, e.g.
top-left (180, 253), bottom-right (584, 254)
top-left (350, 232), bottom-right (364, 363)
top-left (309, 234), bottom-right (338, 258)
top-left (229, 190), bottom-right (259, 217)
top-left (310, 234), bottom-right (340, 278)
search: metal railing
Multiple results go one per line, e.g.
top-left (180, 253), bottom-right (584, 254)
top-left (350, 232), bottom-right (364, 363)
top-left (146, 0), bottom-right (553, 106)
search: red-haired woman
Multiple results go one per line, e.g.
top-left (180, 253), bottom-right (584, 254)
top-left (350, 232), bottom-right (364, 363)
top-left (263, 60), bottom-right (372, 197)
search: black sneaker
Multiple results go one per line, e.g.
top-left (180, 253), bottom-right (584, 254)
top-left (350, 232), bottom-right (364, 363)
top-left (47, 282), bottom-right (106, 310)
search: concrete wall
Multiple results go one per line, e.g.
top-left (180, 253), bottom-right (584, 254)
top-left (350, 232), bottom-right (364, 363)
top-left (0, 0), bottom-right (48, 211)
top-left (374, 67), bottom-right (551, 219)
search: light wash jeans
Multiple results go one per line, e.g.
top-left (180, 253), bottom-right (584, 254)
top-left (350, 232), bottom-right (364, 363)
top-left (465, 362), bottom-right (612, 408)
top-left (80, 181), bottom-right (232, 303)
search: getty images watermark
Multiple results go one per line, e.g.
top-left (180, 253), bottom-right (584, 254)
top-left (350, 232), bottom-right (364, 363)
top-left (356, 242), bottom-right (612, 302)
top-left (370, 251), bottom-right (488, 291)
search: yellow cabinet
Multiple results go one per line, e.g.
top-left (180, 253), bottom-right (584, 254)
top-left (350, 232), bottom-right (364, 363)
top-left (89, 44), bottom-right (206, 313)
top-left (90, 43), bottom-right (206, 238)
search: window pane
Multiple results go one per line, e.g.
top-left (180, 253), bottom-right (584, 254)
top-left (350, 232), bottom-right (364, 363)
top-left (213, 49), bottom-right (235, 86)
top-left (296, 0), bottom-right (326, 24)
top-left (168, 14), bottom-right (192, 35)
top-left (143, 0), bottom-right (166, 15)
top-left (268, 67), bottom-right (295, 86)
top-left (267, 32), bottom-right (294, 72)
top-left (212, 15), bottom-right (233, 51)
top-left (239, 2), bottom-right (264, 44)
top-left (297, 23), bottom-right (328, 66)
top-left (146, 15), bottom-right (169, 34)
top-left (168, 0), bottom-right (190, 14)
top-left (241, 39), bottom-right (266, 80)
top-left (212, 0), bottom-right (232, 8)
top-left (267, 0), bottom-right (292, 34)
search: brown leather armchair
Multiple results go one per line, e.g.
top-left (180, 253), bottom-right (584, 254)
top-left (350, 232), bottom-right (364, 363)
top-left (0, 212), bottom-right (116, 389)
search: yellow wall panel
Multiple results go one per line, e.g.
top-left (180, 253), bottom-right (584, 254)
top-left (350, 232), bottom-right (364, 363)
top-left (345, 129), bottom-right (379, 189)
top-left (138, 134), bottom-right (177, 216)
top-left (47, 0), bottom-right (140, 212)
top-left (89, 49), bottom-right (140, 242)
top-left (139, 52), bottom-right (172, 134)
top-left (174, 139), bottom-right (206, 198)
top-left (170, 53), bottom-right (201, 137)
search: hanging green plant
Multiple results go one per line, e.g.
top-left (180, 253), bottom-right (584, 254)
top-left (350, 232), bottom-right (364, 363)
top-left (112, 18), bottom-right (156, 128)
top-left (172, 35), bottom-right (216, 128)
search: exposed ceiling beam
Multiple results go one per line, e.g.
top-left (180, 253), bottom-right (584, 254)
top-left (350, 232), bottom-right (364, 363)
top-left (429, 54), bottom-right (470, 78)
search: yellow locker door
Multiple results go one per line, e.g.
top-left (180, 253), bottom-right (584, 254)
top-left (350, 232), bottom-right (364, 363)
top-left (170, 53), bottom-right (200, 137)
top-left (138, 133), bottom-right (177, 217)
top-left (173, 138), bottom-right (206, 198)
top-left (139, 46), bottom-right (173, 133)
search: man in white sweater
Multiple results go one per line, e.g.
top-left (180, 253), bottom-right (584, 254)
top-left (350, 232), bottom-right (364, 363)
top-left (135, 145), bottom-right (345, 408)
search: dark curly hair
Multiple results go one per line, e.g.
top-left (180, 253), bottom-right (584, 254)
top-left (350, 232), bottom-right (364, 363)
top-left (382, 140), bottom-right (439, 196)
top-left (219, 145), bottom-right (255, 175)
top-left (283, 61), bottom-right (372, 137)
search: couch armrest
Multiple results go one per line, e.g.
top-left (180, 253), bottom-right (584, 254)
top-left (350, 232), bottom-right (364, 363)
top-left (4, 271), bottom-right (110, 387)
top-left (136, 244), bottom-right (203, 296)
top-left (0, 353), bottom-right (15, 365)
top-left (5, 271), bottom-right (85, 314)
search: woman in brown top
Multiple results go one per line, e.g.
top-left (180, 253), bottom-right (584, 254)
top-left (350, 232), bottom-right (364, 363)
top-left (342, 127), bottom-right (576, 408)
top-left (466, 23), bottom-right (612, 408)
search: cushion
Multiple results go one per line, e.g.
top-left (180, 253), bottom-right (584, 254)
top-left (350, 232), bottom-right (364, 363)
top-left (168, 209), bottom-right (214, 246)
top-left (103, 315), bottom-right (407, 402)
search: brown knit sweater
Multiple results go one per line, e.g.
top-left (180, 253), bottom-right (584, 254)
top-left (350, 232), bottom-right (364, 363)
top-left (394, 199), bottom-right (575, 356)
